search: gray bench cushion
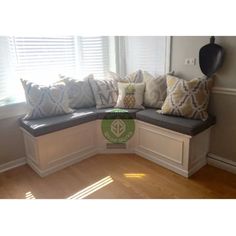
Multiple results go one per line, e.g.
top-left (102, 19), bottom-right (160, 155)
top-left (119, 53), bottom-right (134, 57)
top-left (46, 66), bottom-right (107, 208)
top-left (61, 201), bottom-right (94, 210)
top-left (20, 108), bottom-right (138, 137)
top-left (136, 109), bottom-right (216, 135)
top-left (20, 108), bottom-right (97, 137)
top-left (20, 107), bottom-right (216, 137)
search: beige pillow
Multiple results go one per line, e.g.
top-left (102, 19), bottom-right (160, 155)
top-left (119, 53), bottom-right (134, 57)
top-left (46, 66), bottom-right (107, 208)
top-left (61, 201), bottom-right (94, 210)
top-left (115, 82), bottom-right (145, 109)
top-left (160, 75), bottom-right (213, 121)
top-left (107, 70), bottom-right (143, 83)
top-left (142, 71), bottom-right (167, 108)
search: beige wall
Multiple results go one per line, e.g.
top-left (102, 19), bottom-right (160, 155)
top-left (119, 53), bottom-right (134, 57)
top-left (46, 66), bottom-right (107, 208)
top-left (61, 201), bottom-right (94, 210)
top-left (0, 116), bottom-right (25, 165)
top-left (171, 36), bottom-right (236, 162)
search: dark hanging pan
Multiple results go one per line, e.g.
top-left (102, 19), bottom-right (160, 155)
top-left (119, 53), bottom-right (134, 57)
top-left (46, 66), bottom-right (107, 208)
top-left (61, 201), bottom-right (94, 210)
top-left (199, 36), bottom-right (224, 77)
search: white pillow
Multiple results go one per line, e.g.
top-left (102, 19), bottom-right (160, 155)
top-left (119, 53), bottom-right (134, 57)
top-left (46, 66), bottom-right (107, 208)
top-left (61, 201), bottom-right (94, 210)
top-left (115, 82), bottom-right (145, 109)
top-left (142, 71), bottom-right (167, 108)
top-left (21, 79), bottom-right (73, 120)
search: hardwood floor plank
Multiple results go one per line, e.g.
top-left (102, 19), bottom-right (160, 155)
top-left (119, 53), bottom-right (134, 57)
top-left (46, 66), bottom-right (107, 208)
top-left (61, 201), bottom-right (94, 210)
top-left (0, 154), bottom-right (235, 199)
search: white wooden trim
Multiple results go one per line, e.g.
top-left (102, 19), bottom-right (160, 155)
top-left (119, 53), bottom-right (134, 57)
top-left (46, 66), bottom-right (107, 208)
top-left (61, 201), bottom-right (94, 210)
top-left (135, 148), bottom-right (189, 177)
top-left (0, 157), bottom-right (26, 173)
top-left (136, 120), bottom-right (192, 138)
top-left (27, 148), bottom-right (96, 177)
top-left (165, 36), bottom-right (172, 73)
top-left (97, 148), bottom-right (135, 154)
top-left (115, 36), bottom-right (126, 77)
top-left (207, 153), bottom-right (236, 174)
top-left (212, 87), bottom-right (236, 96)
top-left (136, 125), bottom-right (184, 164)
top-left (20, 119), bottom-right (212, 178)
top-left (135, 121), bottom-right (211, 177)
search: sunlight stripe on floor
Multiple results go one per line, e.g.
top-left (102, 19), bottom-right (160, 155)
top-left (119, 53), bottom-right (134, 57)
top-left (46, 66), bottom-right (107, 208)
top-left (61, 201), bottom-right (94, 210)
top-left (68, 176), bottom-right (114, 199)
top-left (124, 173), bottom-right (146, 178)
top-left (25, 191), bottom-right (36, 199)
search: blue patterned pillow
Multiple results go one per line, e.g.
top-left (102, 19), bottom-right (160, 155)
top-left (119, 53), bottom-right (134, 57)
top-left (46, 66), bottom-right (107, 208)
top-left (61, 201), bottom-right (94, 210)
top-left (21, 79), bottom-right (73, 120)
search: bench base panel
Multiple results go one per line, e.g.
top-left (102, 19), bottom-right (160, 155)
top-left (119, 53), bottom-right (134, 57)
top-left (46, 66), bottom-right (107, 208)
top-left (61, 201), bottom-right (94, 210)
top-left (21, 120), bottom-right (212, 178)
top-left (27, 148), bottom-right (97, 177)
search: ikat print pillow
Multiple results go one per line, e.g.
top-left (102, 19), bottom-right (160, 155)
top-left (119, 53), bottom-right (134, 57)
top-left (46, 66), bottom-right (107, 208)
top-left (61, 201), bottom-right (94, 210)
top-left (58, 74), bottom-right (96, 109)
top-left (21, 79), bottom-right (73, 120)
top-left (160, 75), bottom-right (213, 121)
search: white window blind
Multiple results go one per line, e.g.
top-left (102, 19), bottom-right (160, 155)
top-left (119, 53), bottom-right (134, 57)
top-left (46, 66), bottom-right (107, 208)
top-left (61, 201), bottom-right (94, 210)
top-left (78, 36), bottom-right (110, 79)
top-left (9, 36), bottom-right (77, 83)
top-left (0, 36), bottom-right (114, 106)
top-left (124, 36), bottom-right (169, 76)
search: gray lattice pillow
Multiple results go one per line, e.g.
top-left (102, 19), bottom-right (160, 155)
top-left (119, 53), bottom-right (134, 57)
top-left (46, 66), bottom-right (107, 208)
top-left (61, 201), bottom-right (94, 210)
top-left (21, 79), bottom-right (73, 120)
top-left (58, 74), bottom-right (96, 109)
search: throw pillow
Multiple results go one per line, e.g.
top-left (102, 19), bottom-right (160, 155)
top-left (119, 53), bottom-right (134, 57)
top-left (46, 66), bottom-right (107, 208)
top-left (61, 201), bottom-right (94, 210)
top-left (160, 75), bottom-right (213, 121)
top-left (58, 74), bottom-right (96, 109)
top-left (21, 79), bottom-right (73, 120)
top-left (142, 71), bottom-right (168, 108)
top-left (107, 70), bottom-right (143, 83)
top-left (88, 77), bottom-right (118, 109)
top-left (115, 82), bottom-right (145, 109)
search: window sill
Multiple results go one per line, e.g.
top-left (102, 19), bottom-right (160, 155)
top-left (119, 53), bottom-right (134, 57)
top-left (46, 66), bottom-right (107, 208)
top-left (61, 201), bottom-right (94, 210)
top-left (0, 102), bottom-right (27, 120)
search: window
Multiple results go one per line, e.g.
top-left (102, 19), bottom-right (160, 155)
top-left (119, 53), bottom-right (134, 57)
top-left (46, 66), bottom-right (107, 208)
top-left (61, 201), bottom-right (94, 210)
top-left (0, 36), bottom-right (170, 109)
top-left (0, 36), bottom-right (114, 106)
top-left (78, 37), bottom-right (112, 79)
top-left (123, 36), bottom-right (170, 76)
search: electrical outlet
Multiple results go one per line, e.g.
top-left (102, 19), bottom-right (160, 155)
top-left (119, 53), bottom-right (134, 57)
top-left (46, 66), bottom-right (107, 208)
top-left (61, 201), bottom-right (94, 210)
top-left (184, 58), bottom-right (196, 65)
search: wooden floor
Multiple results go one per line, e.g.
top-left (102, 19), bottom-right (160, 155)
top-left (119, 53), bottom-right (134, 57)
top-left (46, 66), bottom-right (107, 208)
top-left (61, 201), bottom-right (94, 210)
top-left (0, 154), bottom-right (236, 199)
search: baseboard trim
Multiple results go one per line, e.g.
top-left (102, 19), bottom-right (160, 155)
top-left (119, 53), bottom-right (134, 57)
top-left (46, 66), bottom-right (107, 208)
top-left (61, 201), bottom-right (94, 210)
top-left (0, 157), bottom-right (26, 173)
top-left (207, 153), bottom-right (236, 174)
top-left (97, 148), bottom-right (135, 154)
top-left (188, 159), bottom-right (207, 177)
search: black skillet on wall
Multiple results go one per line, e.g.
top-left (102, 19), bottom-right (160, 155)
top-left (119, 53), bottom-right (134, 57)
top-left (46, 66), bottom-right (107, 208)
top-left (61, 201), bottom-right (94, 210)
top-left (199, 36), bottom-right (224, 77)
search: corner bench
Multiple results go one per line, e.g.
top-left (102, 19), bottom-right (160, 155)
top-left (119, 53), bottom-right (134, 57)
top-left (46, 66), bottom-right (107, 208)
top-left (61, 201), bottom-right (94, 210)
top-left (19, 108), bottom-right (215, 177)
